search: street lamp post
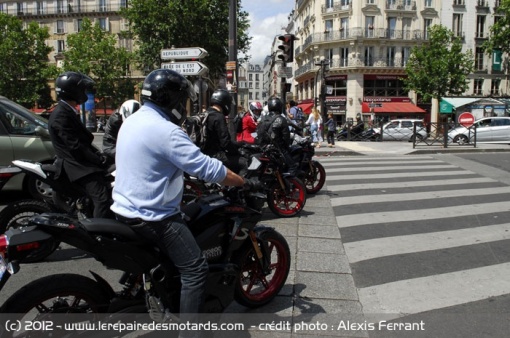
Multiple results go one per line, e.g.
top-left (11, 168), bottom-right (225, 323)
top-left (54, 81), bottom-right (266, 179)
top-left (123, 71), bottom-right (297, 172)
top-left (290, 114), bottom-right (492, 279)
top-left (315, 59), bottom-right (330, 122)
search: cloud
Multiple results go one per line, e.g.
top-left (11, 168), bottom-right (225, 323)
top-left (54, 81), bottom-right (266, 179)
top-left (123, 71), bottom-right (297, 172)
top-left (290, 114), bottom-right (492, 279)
top-left (245, 13), bottom-right (289, 65)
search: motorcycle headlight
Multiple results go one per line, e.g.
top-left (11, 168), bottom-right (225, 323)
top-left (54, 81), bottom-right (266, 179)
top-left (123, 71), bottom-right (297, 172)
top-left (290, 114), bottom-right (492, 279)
top-left (248, 157), bottom-right (262, 171)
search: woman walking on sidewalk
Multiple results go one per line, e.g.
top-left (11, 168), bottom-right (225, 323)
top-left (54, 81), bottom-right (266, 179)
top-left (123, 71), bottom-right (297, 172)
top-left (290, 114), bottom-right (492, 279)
top-left (306, 108), bottom-right (322, 147)
top-left (325, 113), bottom-right (336, 147)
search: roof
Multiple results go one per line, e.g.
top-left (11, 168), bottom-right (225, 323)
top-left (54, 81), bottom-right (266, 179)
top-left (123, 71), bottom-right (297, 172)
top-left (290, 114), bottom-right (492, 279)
top-left (361, 102), bottom-right (426, 114)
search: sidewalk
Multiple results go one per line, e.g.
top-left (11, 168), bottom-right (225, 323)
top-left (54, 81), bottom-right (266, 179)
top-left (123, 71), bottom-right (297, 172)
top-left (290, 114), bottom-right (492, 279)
top-left (313, 140), bottom-right (510, 156)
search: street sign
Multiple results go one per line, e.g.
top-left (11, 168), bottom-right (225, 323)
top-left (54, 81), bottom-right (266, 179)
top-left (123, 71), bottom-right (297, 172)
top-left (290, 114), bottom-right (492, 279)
top-left (278, 66), bottom-right (293, 78)
top-left (161, 61), bottom-right (209, 76)
top-left (458, 112), bottom-right (475, 127)
top-left (160, 47), bottom-right (208, 60)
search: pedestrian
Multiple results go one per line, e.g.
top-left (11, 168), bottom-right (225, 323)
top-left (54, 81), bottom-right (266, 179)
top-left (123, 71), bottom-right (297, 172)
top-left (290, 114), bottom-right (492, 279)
top-left (326, 113), bottom-right (337, 147)
top-left (111, 69), bottom-right (254, 337)
top-left (306, 107), bottom-right (322, 146)
top-left (48, 71), bottom-right (113, 219)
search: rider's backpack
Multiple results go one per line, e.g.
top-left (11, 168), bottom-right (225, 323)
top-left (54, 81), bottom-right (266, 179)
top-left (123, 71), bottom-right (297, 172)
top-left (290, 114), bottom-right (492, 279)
top-left (233, 112), bottom-right (245, 134)
top-left (256, 114), bottom-right (277, 145)
top-left (295, 107), bottom-right (305, 121)
top-left (182, 111), bottom-right (209, 150)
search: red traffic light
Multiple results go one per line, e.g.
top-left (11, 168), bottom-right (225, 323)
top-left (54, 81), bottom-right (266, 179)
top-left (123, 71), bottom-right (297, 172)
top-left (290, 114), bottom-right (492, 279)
top-left (277, 34), bottom-right (296, 63)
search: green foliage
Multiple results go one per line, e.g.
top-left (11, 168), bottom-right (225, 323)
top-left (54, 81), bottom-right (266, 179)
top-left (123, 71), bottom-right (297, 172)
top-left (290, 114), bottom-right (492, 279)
top-left (0, 13), bottom-right (54, 108)
top-left (404, 25), bottom-right (474, 102)
top-left (482, 0), bottom-right (510, 54)
top-left (122, 0), bottom-right (251, 79)
top-left (63, 18), bottom-right (136, 107)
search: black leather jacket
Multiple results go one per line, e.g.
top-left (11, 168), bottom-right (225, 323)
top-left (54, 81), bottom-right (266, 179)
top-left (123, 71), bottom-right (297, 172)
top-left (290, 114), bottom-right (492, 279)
top-left (102, 110), bottom-right (122, 161)
top-left (202, 108), bottom-right (240, 158)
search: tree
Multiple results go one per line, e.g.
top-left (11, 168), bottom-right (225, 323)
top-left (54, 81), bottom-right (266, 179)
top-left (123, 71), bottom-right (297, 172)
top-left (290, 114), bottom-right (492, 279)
top-left (404, 25), bottom-right (474, 105)
top-left (63, 18), bottom-right (136, 108)
top-left (482, 0), bottom-right (510, 55)
top-left (0, 13), bottom-right (57, 108)
top-left (122, 0), bottom-right (251, 80)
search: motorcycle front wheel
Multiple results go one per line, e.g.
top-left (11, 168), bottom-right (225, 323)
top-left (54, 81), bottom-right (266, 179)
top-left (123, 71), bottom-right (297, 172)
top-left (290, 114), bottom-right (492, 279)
top-left (234, 230), bottom-right (290, 308)
top-left (303, 161), bottom-right (326, 194)
top-left (267, 177), bottom-right (306, 217)
top-left (0, 274), bottom-right (109, 315)
top-left (0, 199), bottom-right (59, 263)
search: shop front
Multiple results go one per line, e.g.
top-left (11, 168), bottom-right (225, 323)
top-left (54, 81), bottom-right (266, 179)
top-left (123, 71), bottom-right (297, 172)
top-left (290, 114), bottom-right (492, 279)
top-left (361, 97), bottom-right (427, 125)
top-left (440, 97), bottom-right (508, 124)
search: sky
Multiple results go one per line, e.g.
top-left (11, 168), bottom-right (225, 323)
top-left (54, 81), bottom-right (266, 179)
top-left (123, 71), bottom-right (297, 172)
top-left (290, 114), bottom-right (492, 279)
top-left (240, 0), bottom-right (295, 65)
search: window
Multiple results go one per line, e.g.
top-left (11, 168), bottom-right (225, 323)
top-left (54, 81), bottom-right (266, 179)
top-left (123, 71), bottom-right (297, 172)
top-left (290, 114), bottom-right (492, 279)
top-left (17, 2), bottom-right (26, 15)
top-left (402, 47), bottom-right (411, 66)
top-left (56, 40), bottom-right (65, 53)
top-left (387, 47), bottom-right (396, 67)
top-left (325, 20), bottom-right (333, 33)
top-left (36, 2), bottom-right (46, 15)
top-left (453, 0), bottom-right (465, 4)
top-left (255, 74), bottom-right (259, 81)
top-left (424, 18), bottom-right (432, 39)
top-left (56, 20), bottom-right (65, 34)
top-left (99, 0), bottom-right (108, 12)
top-left (453, 14), bottom-right (463, 38)
top-left (341, 0), bottom-right (350, 8)
top-left (402, 18), bottom-right (412, 39)
top-left (340, 47), bottom-right (349, 67)
top-left (120, 0), bottom-right (128, 8)
top-left (57, 0), bottom-right (65, 13)
top-left (325, 0), bottom-right (333, 9)
top-left (340, 17), bottom-right (349, 38)
top-left (249, 74), bottom-right (253, 81)
top-left (366, 16), bottom-right (375, 37)
top-left (388, 17), bottom-right (397, 39)
top-left (98, 18), bottom-right (108, 31)
top-left (325, 78), bottom-right (347, 96)
top-left (0, 110), bottom-right (38, 135)
top-left (76, 19), bottom-right (83, 32)
top-left (473, 79), bottom-right (483, 95)
top-left (475, 47), bottom-right (484, 71)
top-left (365, 46), bottom-right (374, 66)
top-left (491, 79), bottom-right (501, 96)
top-left (0, 4), bottom-right (5, 14)
top-left (476, 16), bottom-right (486, 38)
top-left (324, 48), bottom-right (334, 61)
top-left (425, 0), bottom-right (432, 7)
top-left (366, 0), bottom-right (375, 3)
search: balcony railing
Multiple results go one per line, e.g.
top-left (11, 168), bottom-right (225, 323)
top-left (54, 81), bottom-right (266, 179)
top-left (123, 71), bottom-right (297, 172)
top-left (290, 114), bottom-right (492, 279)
top-left (321, 2), bottom-right (352, 14)
top-left (386, 1), bottom-right (417, 10)
top-left (3, 1), bottom-right (127, 17)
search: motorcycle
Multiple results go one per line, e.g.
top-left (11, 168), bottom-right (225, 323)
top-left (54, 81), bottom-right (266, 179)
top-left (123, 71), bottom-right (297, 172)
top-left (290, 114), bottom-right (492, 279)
top-left (289, 133), bottom-right (326, 194)
top-left (0, 184), bottom-right (291, 332)
top-left (0, 160), bottom-right (115, 262)
top-left (184, 144), bottom-right (307, 218)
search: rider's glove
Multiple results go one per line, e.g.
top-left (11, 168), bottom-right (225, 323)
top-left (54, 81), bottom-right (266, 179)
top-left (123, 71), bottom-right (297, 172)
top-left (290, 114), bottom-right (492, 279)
top-left (243, 178), bottom-right (261, 192)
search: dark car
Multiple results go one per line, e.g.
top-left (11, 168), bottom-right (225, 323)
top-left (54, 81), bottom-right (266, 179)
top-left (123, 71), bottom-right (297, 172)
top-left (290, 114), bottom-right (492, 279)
top-left (0, 95), bottom-right (56, 199)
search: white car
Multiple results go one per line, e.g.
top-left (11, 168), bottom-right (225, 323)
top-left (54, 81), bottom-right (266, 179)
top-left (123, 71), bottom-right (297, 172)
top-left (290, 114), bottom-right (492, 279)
top-left (448, 117), bottom-right (510, 144)
top-left (372, 119), bottom-right (428, 141)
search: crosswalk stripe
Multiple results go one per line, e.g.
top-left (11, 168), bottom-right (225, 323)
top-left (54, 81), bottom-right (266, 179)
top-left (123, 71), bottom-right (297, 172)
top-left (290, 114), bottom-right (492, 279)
top-left (331, 186), bottom-right (510, 207)
top-left (320, 159), bottom-right (444, 167)
top-left (328, 170), bottom-right (473, 181)
top-left (325, 164), bottom-right (457, 173)
top-left (327, 177), bottom-right (496, 191)
top-left (337, 201), bottom-right (510, 228)
top-left (344, 223), bottom-right (510, 263)
top-left (358, 262), bottom-right (510, 320)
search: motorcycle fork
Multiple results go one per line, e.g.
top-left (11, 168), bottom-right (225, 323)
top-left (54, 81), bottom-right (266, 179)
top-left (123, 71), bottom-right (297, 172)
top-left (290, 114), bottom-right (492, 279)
top-left (249, 230), bottom-right (271, 275)
top-left (275, 171), bottom-right (289, 192)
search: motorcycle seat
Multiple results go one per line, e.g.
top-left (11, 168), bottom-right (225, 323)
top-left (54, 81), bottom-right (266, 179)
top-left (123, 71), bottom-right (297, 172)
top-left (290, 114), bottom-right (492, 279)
top-left (81, 218), bottom-right (140, 241)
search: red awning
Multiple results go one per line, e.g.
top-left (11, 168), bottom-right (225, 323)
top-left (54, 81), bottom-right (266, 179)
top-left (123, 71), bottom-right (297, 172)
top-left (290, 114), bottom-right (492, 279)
top-left (362, 102), bottom-right (426, 114)
top-left (297, 103), bottom-right (314, 114)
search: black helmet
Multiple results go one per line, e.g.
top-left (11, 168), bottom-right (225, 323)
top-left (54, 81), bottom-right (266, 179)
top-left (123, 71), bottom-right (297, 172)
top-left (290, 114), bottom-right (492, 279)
top-left (210, 89), bottom-right (232, 115)
top-left (55, 71), bottom-right (95, 104)
top-left (267, 97), bottom-right (283, 114)
top-left (141, 69), bottom-right (196, 115)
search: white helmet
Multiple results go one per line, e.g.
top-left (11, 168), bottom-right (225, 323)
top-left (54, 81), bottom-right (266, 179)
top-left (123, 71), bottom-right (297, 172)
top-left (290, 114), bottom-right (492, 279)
top-left (119, 99), bottom-right (141, 121)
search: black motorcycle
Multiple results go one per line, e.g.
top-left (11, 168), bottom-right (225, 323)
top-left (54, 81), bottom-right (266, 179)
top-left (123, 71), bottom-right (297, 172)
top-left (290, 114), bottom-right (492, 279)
top-left (0, 160), bottom-right (115, 262)
top-left (0, 186), bottom-right (290, 330)
top-left (289, 134), bottom-right (326, 194)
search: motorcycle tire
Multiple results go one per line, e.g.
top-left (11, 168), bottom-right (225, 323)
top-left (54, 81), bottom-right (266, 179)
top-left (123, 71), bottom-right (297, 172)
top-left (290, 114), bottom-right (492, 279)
top-left (0, 199), bottom-right (60, 263)
top-left (267, 177), bottom-right (307, 218)
top-left (234, 230), bottom-right (291, 308)
top-left (0, 274), bottom-right (109, 314)
top-left (304, 161), bottom-right (326, 194)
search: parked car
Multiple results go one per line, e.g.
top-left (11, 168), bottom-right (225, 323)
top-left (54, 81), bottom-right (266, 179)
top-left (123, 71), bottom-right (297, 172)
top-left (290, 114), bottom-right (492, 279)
top-left (372, 119), bottom-right (428, 141)
top-left (448, 117), bottom-right (510, 145)
top-left (0, 95), bottom-right (56, 199)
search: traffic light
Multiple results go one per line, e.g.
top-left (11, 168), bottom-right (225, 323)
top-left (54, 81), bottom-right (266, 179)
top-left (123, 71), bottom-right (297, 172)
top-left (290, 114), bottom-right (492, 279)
top-left (277, 34), bottom-right (296, 63)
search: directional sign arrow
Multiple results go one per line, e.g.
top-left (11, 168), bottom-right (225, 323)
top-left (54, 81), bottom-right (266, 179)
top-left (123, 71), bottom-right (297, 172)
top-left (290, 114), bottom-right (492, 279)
top-left (160, 47), bottom-right (208, 60)
top-left (161, 61), bottom-right (209, 76)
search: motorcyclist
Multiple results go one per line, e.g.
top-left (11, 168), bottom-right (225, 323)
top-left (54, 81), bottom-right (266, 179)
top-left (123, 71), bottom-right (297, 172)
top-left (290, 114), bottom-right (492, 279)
top-left (238, 101), bottom-right (262, 144)
top-left (111, 69), bottom-right (252, 336)
top-left (201, 89), bottom-right (248, 175)
top-left (257, 96), bottom-right (299, 176)
top-left (48, 71), bottom-right (113, 218)
top-left (102, 99), bottom-right (141, 163)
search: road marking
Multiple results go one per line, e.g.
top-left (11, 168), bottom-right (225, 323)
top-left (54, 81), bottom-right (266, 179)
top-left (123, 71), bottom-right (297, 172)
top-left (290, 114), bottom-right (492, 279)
top-left (325, 164), bottom-right (457, 173)
top-left (331, 186), bottom-right (510, 206)
top-left (344, 222), bottom-right (510, 263)
top-left (328, 170), bottom-right (473, 181)
top-left (359, 262), bottom-right (510, 320)
top-left (327, 177), bottom-right (496, 191)
top-left (337, 201), bottom-right (510, 227)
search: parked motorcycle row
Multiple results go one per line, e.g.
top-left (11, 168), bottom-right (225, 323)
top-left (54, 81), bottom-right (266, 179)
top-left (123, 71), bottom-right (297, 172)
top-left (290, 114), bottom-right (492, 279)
top-left (0, 133), bottom-right (326, 335)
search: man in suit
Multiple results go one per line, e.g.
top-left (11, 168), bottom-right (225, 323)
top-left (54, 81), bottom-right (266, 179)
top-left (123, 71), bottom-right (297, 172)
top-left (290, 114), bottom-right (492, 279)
top-left (48, 71), bottom-right (112, 218)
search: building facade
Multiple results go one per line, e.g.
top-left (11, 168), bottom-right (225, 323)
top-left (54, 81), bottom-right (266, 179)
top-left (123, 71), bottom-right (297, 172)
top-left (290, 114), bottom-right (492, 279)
top-left (285, 0), bottom-right (508, 125)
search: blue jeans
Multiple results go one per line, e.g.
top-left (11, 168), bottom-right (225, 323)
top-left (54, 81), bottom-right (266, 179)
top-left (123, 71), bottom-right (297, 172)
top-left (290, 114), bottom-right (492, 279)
top-left (310, 124), bottom-right (318, 143)
top-left (128, 215), bottom-right (208, 317)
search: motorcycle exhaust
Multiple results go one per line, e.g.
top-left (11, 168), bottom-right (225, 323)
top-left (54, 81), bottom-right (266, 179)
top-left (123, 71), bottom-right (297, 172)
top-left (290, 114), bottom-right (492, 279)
top-left (150, 264), bottom-right (166, 283)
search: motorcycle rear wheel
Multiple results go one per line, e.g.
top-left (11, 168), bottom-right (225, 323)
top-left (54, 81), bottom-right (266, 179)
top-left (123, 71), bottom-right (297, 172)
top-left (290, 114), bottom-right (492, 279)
top-left (234, 230), bottom-right (290, 308)
top-left (303, 161), bottom-right (326, 194)
top-left (0, 199), bottom-right (59, 263)
top-left (267, 177), bottom-right (306, 217)
top-left (0, 274), bottom-right (109, 315)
